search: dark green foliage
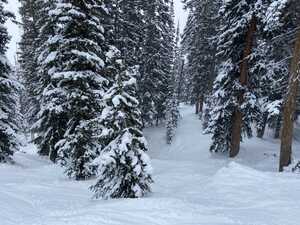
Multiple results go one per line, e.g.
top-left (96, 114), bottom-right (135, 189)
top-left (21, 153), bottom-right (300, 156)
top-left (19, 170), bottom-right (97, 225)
top-left (206, 0), bottom-right (262, 153)
top-left (182, 0), bottom-right (220, 106)
top-left (18, 0), bottom-right (40, 131)
top-left (90, 65), bottom-right (153, 199)
top-left (0, 0), bottom-right (19, 163)
top-left (139, 0), bottom-right (174, 126)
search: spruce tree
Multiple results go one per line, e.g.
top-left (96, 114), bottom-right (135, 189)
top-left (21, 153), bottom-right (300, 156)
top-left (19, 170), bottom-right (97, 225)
top-left (267, 0), bottom-right (300, 171)
top-left (166, 92), bottom-right (180, 144)
top-left (33, 0), bottom-right (109, 180)
top-left (18, 0), bottom-right (40, 137)
top-left (90, 0), bottom-right (153, 198)
top-left (257, 0), bottom-right (300, 140)
top-left (14, 62), bottom-right (29, 140)
top-left (0, 0), bottom-right (19, 163)
top-left (32, 0), bottom-right (66, 161)
top-left (53, 0), bottom-right (110, 179)
top-left (255, 40), bottom-right (289, 139)
top-left (182, 0), bottom-right (220, 115)
top-left (180, 13), bottom-right (194, 104)
top-left (139, 0), bottom-right (174, 126)
top-left (90, 64), bottom-right (153, 199)
top-left (158, 0), bottom-right (175, 124)
top-left (166, 23), bottom-right (181, 144)
top-left (206, 0), bottom-right (265, 155)
top-left (111, 0), bottom-right (145, 68)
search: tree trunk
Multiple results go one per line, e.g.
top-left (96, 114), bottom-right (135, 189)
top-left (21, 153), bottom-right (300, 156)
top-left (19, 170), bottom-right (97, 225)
top-left (274, 115), bottom-right (281, 139)
top-left (198, 95), bottom-right (204, 119)
top-left (31, 131), bottom-right (35, 142)
top-left (230, 16), bottom-right (257, 158)
top-left (177, 59), bottom-right (185, 102)
top-left (195, 98), bottom-right (200, 114)
top-left (196, 95), bottom-right (203, 115)
top-left (199, 96), bottom-right (204, 113)
top-left (279, 30), bottom-right (300, 172)
top-left (257, 112), bottom-right (268, 138)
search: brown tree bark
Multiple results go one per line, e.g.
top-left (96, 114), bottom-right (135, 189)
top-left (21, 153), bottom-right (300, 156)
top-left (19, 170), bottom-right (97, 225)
top-left (230, 16), bottom-right (257, 158)
top-left (195, 95), bottom-right (204, 115)
top-left (257, 113), bottom-right (268, 138)
top-left (195, 99), bottom-right (200, 114)
top-left (199, 95), bottom-right (204, 113)
top-left (274, 115), bottom-right (282, 139)
top-left (279, 30), bottom-right (300, 172)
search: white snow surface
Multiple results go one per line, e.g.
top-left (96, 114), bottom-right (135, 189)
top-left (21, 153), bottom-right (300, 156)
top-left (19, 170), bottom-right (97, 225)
top-left (1, 105), bottom-right (300, 225)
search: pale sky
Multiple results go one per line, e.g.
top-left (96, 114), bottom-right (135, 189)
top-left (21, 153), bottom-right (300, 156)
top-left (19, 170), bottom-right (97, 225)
top-left (6, 0), bottom-right (188, 64)
top-left (6, 0), bottom-right (21, 64)
top-left (174, 0), bottom-right (188, 33)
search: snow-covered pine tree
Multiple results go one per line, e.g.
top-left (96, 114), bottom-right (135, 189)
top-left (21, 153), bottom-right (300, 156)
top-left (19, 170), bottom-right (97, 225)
top-left (267, 0), bottom-right (300, 171)
top-left (158, 0), bottom-right (175, 125)
top-left (180, 12), bottom-right (194, 104)
top-left (166, 94), bottom-right (179, 144)
top-left (0, 1), bottom-right (19, 163)
top-left (166, 23), bottom-right (181, 144)
top-left (206, 0), bottom-right (266, 156)
top-left (90, 62), bottom-right (153, 199)
top-left (139, 0), bottom-right (174, 127)
top-left (18, 0), bottom-right (41, 139)
top-left (255, 40), bottom-right (289, 139)
top-left (14, 61), bottom-right (29, 141)
top-left (280, 30), bottom-right (300, 171)
top-left (182, 0), bottom-right (220, 116)
top-left (41, 0), bottom-right (111, 180)
top-left (110, 0), bottom-right (145, 68)
top-left (90, 0), bottom-right (153, 198)
top-left (32, 0), bottom-right (67, 162)
top-left (252, 40), bottom-right (273, 138)
top-left (257, 0), bottom-right (300, 140)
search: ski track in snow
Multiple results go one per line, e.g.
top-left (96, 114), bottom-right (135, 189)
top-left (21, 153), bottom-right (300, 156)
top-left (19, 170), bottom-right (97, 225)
top-left (1, 105), bottom-right (300, 225)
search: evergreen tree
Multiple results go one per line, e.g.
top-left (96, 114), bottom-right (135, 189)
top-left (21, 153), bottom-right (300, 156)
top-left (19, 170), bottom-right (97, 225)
top-left (166, 92), bottom-right (180, 144)
top-left (14, 61), bottom-right (29, 140)
top-left (139, 0), bottom-right (174, 126)
top-left (206, 0), bottom-right (265, 156)
top-left (0, 0), bottom-right (19, 163)
top-left (111, 0), bottom-right (145, 68)
top-left (269, 0), bottom-right (300, 171)
top-left (34, 0), bottom-right (110, 179)
top-left (32, 0), bottom-right (66, 161)
top-left (166, 23), bottom-right (181, 144)
top-left (280, 29), bottom-right (300, 171)
top-left (90, 64), bottom-right (153, 199)
top-left (159, 0), bottom-right (175, 124)
top-left (90, 1), bottom-right (153, 198)
top-left (182, 0), bottom-right (220, 115)
top-left (18, 0), bottom-right (40, 137)
top-left (257, 0), bottom-right (300, 139)
top-left (180, 13), bottom-right (194, 104)
top-left (54, 0), bottom-right (111, 179)
top-left (255, 40), bottom-right (288, 139)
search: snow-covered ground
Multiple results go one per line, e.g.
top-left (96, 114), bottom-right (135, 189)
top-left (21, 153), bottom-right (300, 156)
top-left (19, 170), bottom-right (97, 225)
top-left (1, 105), bottom-right (300, 225)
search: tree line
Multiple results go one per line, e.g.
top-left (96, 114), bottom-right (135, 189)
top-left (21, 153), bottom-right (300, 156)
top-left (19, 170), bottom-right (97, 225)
top-left (1, 0), bottom-right (179, 199)
top-left (181, 0), bottom-right (300, 172)
top-left (0, 0), bottom-right (300, 200)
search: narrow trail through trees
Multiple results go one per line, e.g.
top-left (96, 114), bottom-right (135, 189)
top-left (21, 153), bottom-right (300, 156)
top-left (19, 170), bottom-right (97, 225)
top-left (1, 105), bottom-right (300, 225)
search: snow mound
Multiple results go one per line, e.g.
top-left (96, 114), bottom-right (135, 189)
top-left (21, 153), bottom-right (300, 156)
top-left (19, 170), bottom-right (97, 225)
top-left (1, 105), bottom-right (300, 225)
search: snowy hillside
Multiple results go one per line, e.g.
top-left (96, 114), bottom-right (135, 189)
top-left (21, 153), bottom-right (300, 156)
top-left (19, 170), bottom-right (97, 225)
top-left (1, 105), bottom-right (300, 225)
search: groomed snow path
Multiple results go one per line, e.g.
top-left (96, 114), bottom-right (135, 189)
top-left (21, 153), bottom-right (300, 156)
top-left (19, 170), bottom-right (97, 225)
top-left (1, 105), bottom-right (300, 225)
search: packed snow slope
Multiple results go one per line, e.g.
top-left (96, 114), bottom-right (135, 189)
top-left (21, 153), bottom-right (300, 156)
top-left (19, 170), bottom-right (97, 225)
top-left (1, 105), bottom-right (300, 225)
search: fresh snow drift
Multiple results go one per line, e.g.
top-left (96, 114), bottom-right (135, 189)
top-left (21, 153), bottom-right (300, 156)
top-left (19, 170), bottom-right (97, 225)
top-left (1, 105), bottom-right (300, 225)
